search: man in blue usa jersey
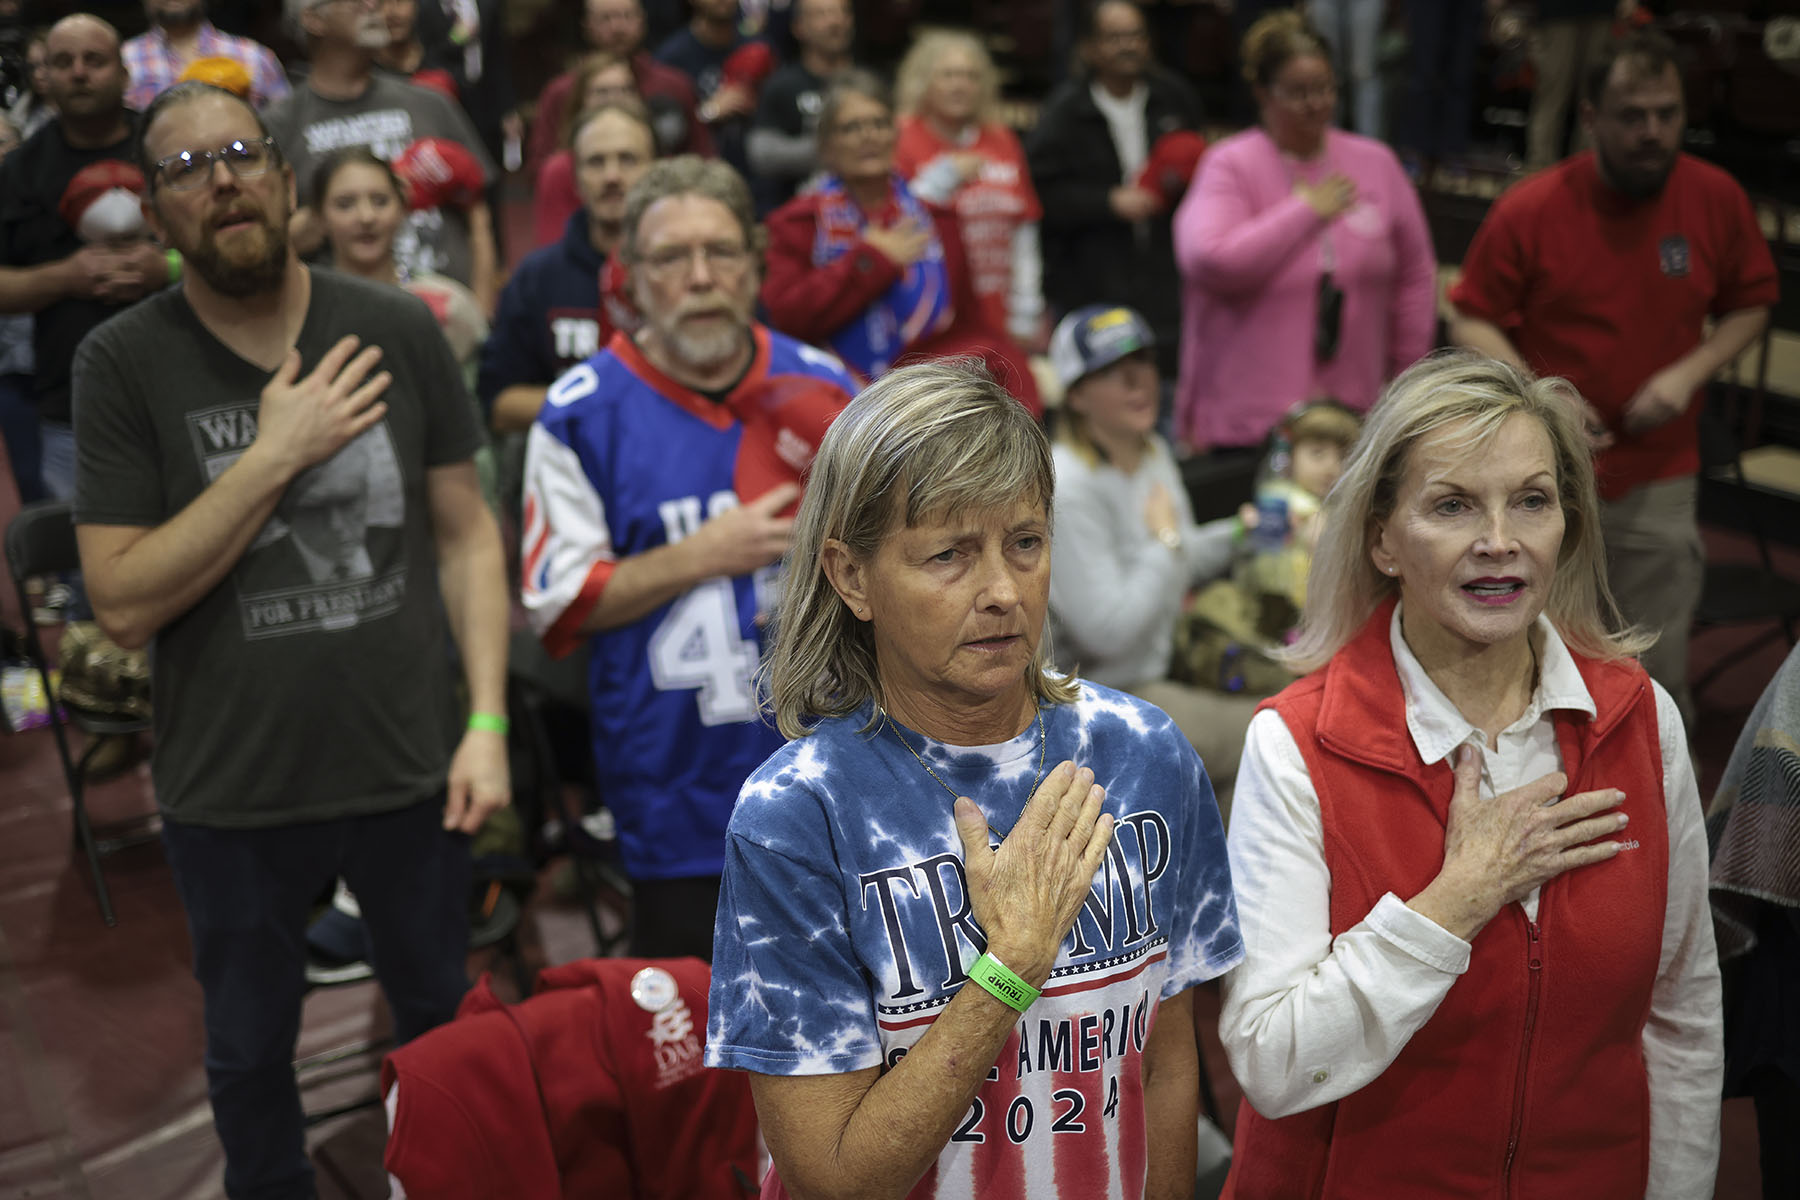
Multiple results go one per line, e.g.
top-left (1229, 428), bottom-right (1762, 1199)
top-left (520, 154), bottom-right (857, 959)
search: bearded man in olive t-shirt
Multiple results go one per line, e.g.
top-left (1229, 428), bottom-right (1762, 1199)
top-left (70, 82), bottom-right (510, 1200)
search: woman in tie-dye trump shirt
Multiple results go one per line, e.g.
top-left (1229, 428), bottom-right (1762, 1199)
top-left (704, 360), bottom-right (1243, 1199)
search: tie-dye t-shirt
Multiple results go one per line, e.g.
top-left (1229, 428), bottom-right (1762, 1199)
top-left (705, 681), bottom-right (1243, 1199)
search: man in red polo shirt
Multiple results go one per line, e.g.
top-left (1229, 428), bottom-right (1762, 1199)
top-left (1450, 29), bottom-right (1777, 731)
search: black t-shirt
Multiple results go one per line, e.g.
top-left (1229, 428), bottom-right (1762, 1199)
top-left (755, 61), bottom-right (825, 139)
top-left (655, 30), bottom-right (754, 178)
top-left (0, 116), bottom-right (154, 423)
top-left (653, 28), bottom-right (742, 103)
top-left (262, 75), bottom-right (497, 287)
top-left (71, 269), bottom-right (484, 827)
top-left (750, 60), bottom-right (825, 209)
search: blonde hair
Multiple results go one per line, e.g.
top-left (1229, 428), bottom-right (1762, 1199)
top-left (895, 30), bottom-right (999, 127)
top-left (1282, 350), bottom-right (1652, 673)
top-left (1052, 410), bottom-right (1116, 470)
top-left (767, 359), bottom-right (1078, 738)
top-left (1240, 9), bottom-right (1330, 87)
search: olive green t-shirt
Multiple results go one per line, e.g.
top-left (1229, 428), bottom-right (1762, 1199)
top-left (71, 268), bottom-right (483, 827)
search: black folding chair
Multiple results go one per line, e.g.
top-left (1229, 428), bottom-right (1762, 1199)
top-left (4, 501), bottom-right (155, 927)
top-left (1692, 329), bottom-right (1800, 698)
top-left (506, 644), bottom-right (629, 959)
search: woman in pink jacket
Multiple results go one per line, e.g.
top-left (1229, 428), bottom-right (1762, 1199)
top-left (1174, 11), bottom-right (1437, 451)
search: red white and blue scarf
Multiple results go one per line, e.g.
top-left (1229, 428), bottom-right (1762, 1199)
top-left (810, 173), bottom-right (951, 378)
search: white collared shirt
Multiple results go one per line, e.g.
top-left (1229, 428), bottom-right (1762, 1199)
top-left (1219, 607), bottom-right (1721, 1199)
top-left (1089, 80), bottom-right (1149, 184)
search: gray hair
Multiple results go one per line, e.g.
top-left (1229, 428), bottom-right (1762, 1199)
top-left (816, 68), bottom-right (891, 139)
top-left (767, 359), bottom-right (1077, 738)
top-left (1283, 349), bottom-right (1651, 673)
top-left (618, 154), bottom-right (762, 262)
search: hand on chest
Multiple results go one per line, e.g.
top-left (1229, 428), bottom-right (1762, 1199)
top-left (853, 765), bottom-right (1176, 1006)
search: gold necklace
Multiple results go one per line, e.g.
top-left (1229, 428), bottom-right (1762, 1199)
top-left (881, 705), bottom-right (1047, 842)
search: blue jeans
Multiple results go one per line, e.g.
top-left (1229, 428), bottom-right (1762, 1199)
top-left (32, 419), bottom-right (93, 618)
top-left (38, 418), bottom-right (73, 502)
top-left (161, 797), bottom-right (471, 1200)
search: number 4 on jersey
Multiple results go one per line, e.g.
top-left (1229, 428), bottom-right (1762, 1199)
top-left (647, 578), bottom-right (759, 725)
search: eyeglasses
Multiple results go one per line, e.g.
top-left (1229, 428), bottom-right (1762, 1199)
top-left (830, 116), bottom-right (894, 139)
top-left (153, 136), bottom-right (279, 191)
top-left (1273, 81), bottom-right (1338, 105)
top-left (636, 242), bottom-right (752, 280)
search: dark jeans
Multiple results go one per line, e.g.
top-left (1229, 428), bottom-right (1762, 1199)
top-left (629, 874), bottom-right (722, 963)
top-left (162, 797), bottom-right (471, 1200)
top-left (1749, 1066), bottom-right (1800, 1200)
top-left (1398, 0), bottom-right (1483, 160)
top-left (0, 373), bottom-right (43, 504)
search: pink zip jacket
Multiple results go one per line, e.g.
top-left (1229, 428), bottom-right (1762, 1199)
top-left (1173, 127), bottom-right (1436, 449)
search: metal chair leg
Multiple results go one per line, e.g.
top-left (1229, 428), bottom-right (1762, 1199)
top-left (569, 851), bottom-right (628, 956)
top-left (71, 781), bottom-right (116, 928)
top-left (40, 665), bottom-right (116, 927)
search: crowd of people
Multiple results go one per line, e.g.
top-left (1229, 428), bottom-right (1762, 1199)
top-left (0, 0), bottom-right (1792, 1197)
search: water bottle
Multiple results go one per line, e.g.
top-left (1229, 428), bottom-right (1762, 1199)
top-left (1250, 494), bottom-right (1290, 554)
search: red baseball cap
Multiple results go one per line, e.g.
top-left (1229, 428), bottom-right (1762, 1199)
top-left (392, 137), bottom-right (486, 211)
top-left (1135, 130), bottom-right (1207, 207)
top-left (722, 41), bottom-right (776, 91)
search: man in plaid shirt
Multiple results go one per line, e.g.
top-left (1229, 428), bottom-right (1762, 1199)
top-left (122, 0), bottom-right (290, 111)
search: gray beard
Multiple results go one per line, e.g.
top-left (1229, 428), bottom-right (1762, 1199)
top-left (664, 320), bottom-right (749, 372)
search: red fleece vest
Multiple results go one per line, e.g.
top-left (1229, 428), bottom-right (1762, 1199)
top-left (1227, 602), bottom-right (1668, 1200)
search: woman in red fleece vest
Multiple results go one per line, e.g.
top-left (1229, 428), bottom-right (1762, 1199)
top-left (1219, 351), bottom-right (1722, 1198)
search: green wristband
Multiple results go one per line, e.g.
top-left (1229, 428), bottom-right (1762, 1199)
top-left (967, 951), bottom-right (1039, 1013)
top-left (165, 248), bottom-right (181, 284)
top-left (467, 711), bottom-right (509, 735)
